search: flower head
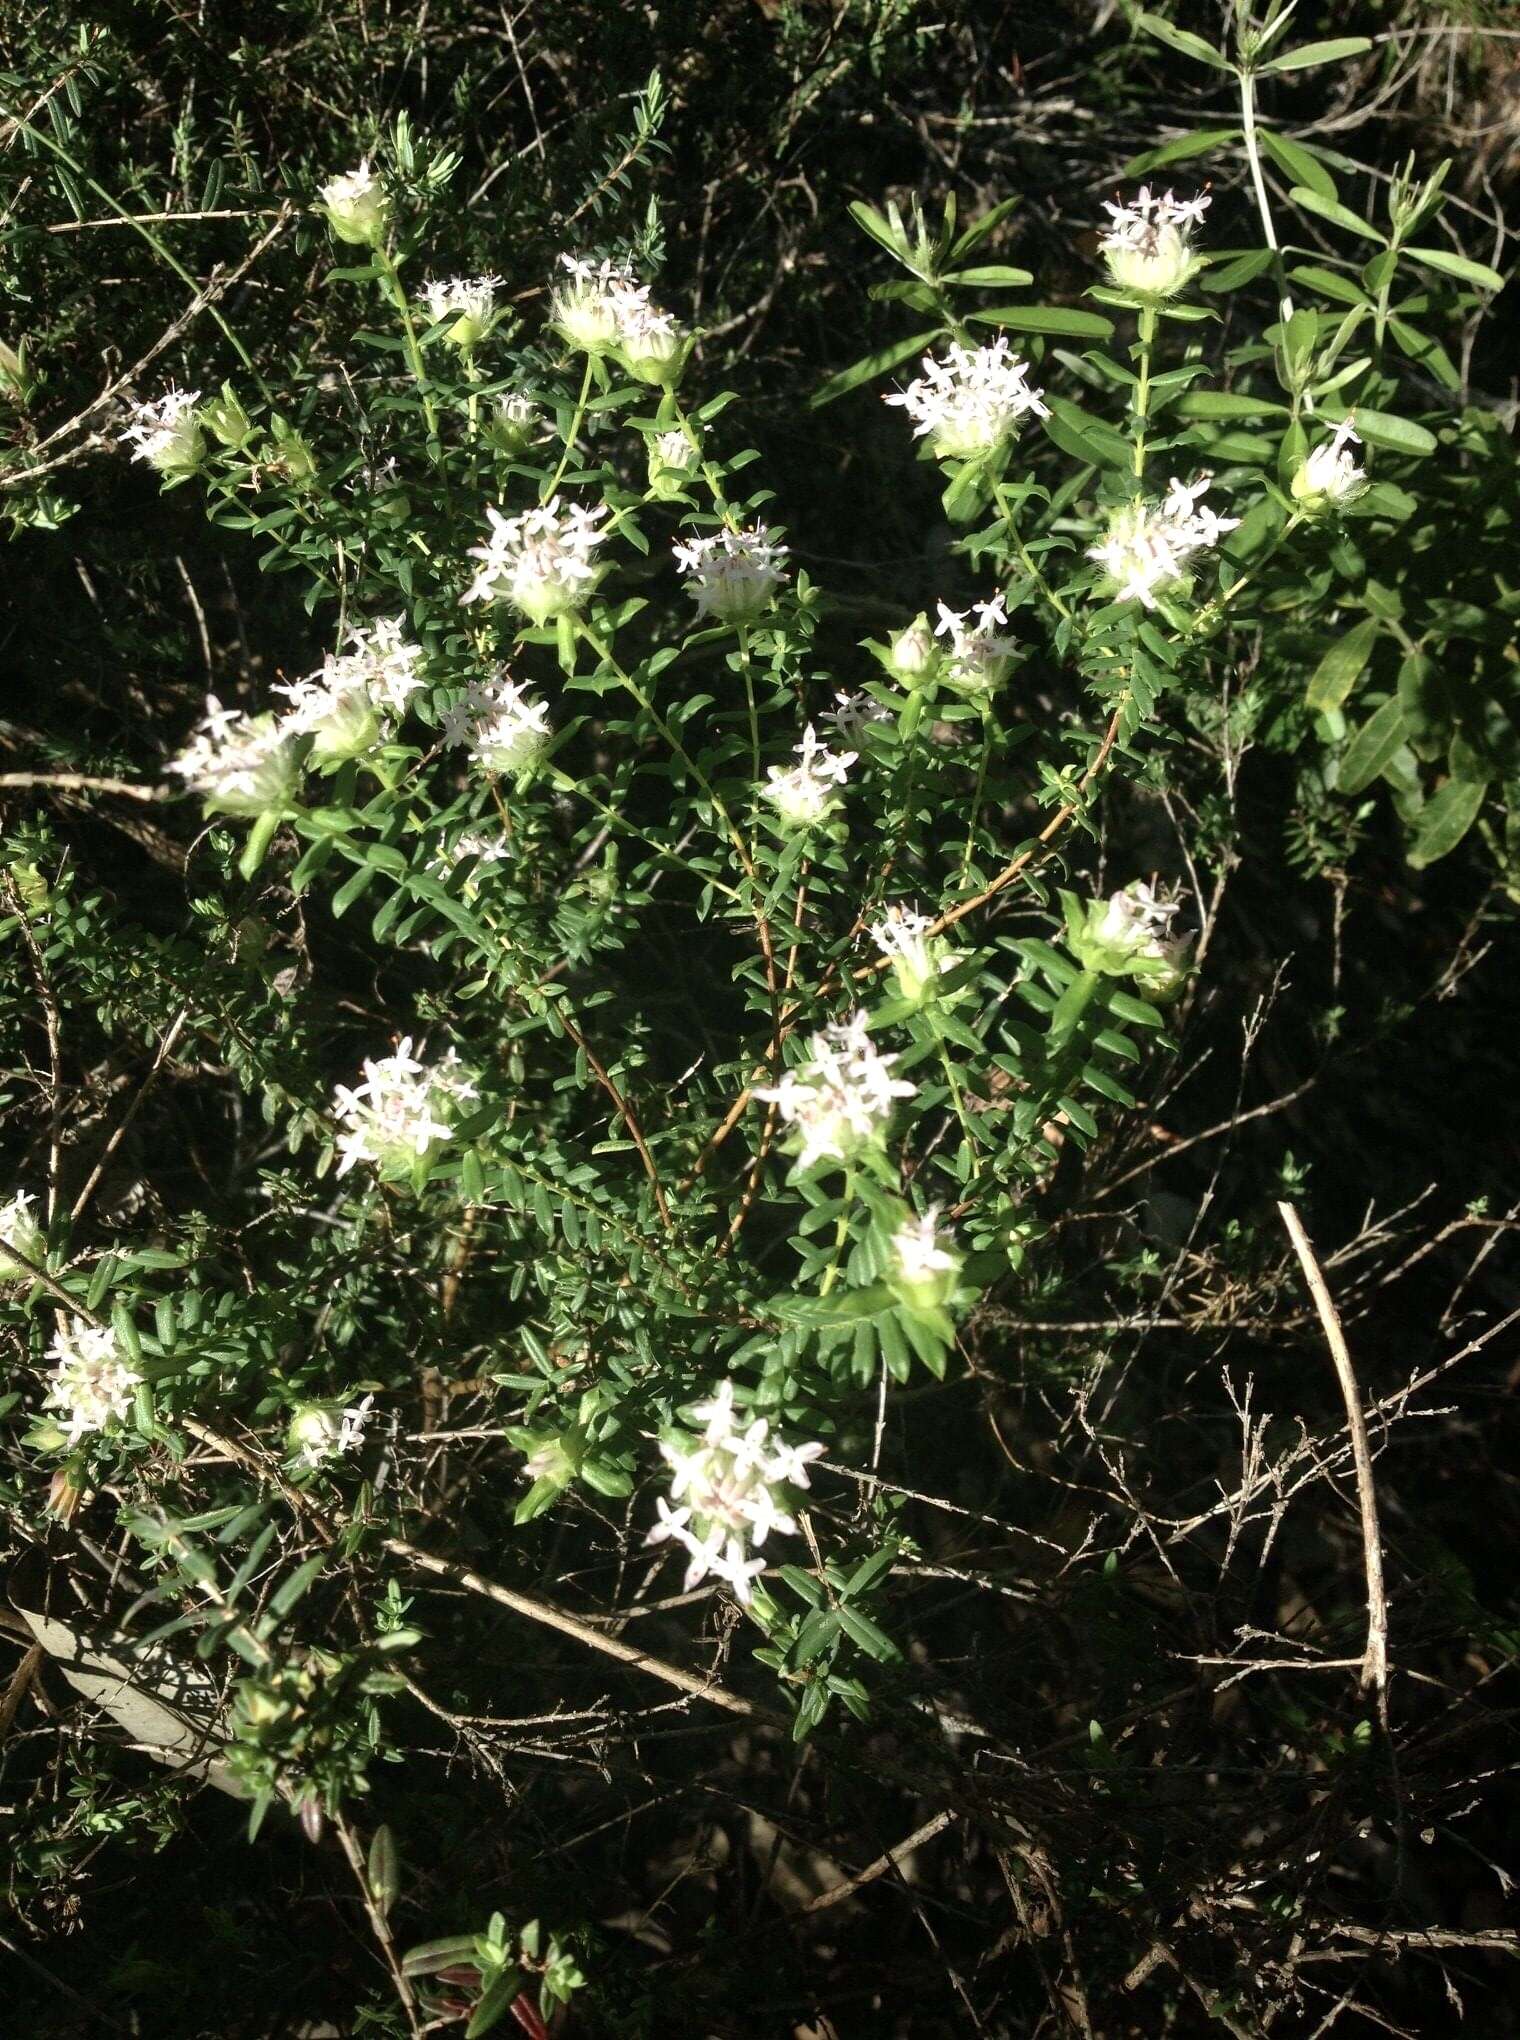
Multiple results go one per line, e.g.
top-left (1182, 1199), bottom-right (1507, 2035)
top-left (763, 723), bottom-right (856, 829)
top-left (488, 391), bottom-right (542, 457)
top-left (645, 1383), bottom-right (823, 1604)
top-left (870, 903), bottom-right (952, 1004)
top-left (1076, 879), bottom-right (1192, 999)
top-left (320, 159), bottom-right (389, 247)
top-left (120, 387), bottom-right (203, 474)
top-left (288, 1395), bottom-right (374, 1472)
top-left (1099, 186), bottom-right (1210, 300)
top-left (755, 1010), bottom-right (914, 1170)
top-left (550, 254), bottom-right (641, 354)
top-left (615, 295), bottom-right (686, 384)
top-left (890, 1204), bottom-right (961, 1306)
top-left (440, 675), bottom-right (553, 774)
top-left (1292, 418), bottom-right (1368, 512)
top-left (462, 496), bottom-right (608, 623)
top-left (826, 689), bottom-right (892, 743)
top-left (420, 274), bottom-right (503, 349)
top-left (648, 425), bottom-right (702, 500)
top-left (884, 337), bottom-right (1048, 459)
top-left (43, 1316), bottom-right (142, 1446)
top-left (933, 595), bottom-right (1017, 693)
top-left (672, 523), bottom-right (788, 626)
top-left (0, 1189), bottom-right (43, 1284)
top-left (331, 1038), bottom-right (477, 1179)
top-left (170, 696), bottom-right (302, 816)
top-left (1087, 478), bottom-right (1238, 609)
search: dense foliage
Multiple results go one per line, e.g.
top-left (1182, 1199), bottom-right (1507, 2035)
top-left (2, 4), bottom-right (1518, 2036)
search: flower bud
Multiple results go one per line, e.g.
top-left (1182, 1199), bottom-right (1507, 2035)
top-left (320, 160), bottom-right (389, 248)
top-left (647, 425), bottom-right (701, 501)
top-left (421, 275), bottom-right (502, 351)
top-left (886, 615), bottom-right (940, 685)
top-left (47, 1464), bottom-right (85, 1525)
top-left (0, 338), bottom-right (36, 406)
top-left (487, 392), bottom-right (541, 458)
top-left (888, 1206), bottom-right (961, 1312)
top-left (0, 1190), bottom-right (43, 1284)
top-left (616, 305), bottom-right (687, 387)
top-left (870, 904), bottom-right (951, 1005)
top-left (202, 384), bottom-right (254, 452)
top-left (1073, 880), bottom-right (1192, 1001)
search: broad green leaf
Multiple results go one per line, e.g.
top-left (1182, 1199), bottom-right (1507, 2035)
top-left (1403, 246), bottom-right (1506, 293)
top-left (1306, 615), bottom-right (1379, 713)
top-left (1407, 776), bottom-right (1489, 868)
top-left (810, 327), bottom-right (941, 409)
top-left (1043, 395), bottom-right (1128, 470)
top-left (1202, 246), bottom-right (1275, 293)
top-left (1262, 36), bottom-right (1372, 72)
top-left (1290, 186), bottom-right (1382, 244)
top-left (1337, 696), bottom-right (1409, 795)
top-left (1134, 11), bottom-right (1230, 68)
top-left (1121, 127), bottom-right (1240, 176)
top-left (368, 1827), bottom-right (400, 1919)
top-left (1289, 262), bottom-right (1366, 308)
top-left (1258, 128), bottom-right (1337, 201)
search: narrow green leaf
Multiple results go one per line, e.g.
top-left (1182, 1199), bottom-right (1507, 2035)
top-left (967, 304), bottom-right (1114, 338)
top-left (1135, 12), bottom-right (1231, 68)
top-left (1122, 128), bottom-right (1240, 176)
top-left (1330, 406), bottom-right (1436, 457)
top-left (1257, 128), bottom-right (1337, 200)
top-left (944, 263), bottom-right (1033, 287)
top-left (1174, 388), bottom-right (1291, 420)
top-left (1305, 615), bottom-right (1379, 713)
top-left (1262, 36), bottom-right (1373, 72)
top-left (810, 327), bottom-right (941, 409)
top-left (1407, 776), bottom-right (1489, 869)
top-left (368, 1826), bottom-right (400, 1920)
top-left (1337, 696), bottom-right (1409, 795)
top-left (1403, 246), bottom-right (1506, 293)
top-left (1289, 186), bottom-right (1382, 244)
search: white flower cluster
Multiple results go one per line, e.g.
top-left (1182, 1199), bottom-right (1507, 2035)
top-left (440, 675), bottom-right (553, 774)
top-left (934, 595), bottom-right (1017, 692)
top-left (827, 689), bottom-right (892, 743)
top-left (892, 1204), bottom-right (960, 1289)
top-left (550, 255), bottom-right (684, 380)
top-left (1292, 418), bottom-right (1367, 510)
top-left (43, 1316), bottom-right (142, 1446)
top-left (490, 391), bottom-right (542, 455)
top-left (646, 1382), bottom-right (824, 1604)
top-left (1099, 186), bottom-right (1210, 299)
top-left (755, 1010), bottom-right (915, 1170)
top-left (0, 1188), bottom-right (42, 1280)
top-left (1087, 478), bottom-right (1238, 609)
top-left (420, 274), bottom-right (503, 348)
top-left (871, 903), bottom-right (951, 1003)
top-left (763, 722), bottom-right (856, 829)
top-left (332, 1038), bottom-right (478, 1178)
top-left (288, 1395), bottom-right (375, 1472)
top-left (1097, 879), bottom-right (1185, 958)
top-left (274, 617), bottom-right (426, 764)
top-left (884, 337), bottom-right (1048, 459)
top-left (672, 523), bottom-right (788, 626)
top-left (120, 387), bottom-right (203, 474)
top-left (170, 697), bottom-right (303, 816)
top-left (462, 496), bottom-right (608, 624)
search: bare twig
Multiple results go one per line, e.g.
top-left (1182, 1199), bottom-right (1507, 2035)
top-left (1278, 1202), bottom-right (1389, 1713)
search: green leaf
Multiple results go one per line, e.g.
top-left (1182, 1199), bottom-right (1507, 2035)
top-left (1289, 186), bottom-right (1382, 244)
top-left (1402, 246), bottom-right (1506, 294)
top-left (402, 1935), bottom-right (481, 1978)
top-left (1407, 776), bottom-right (1489, 869)
top-left (1043, 396), bottom-right (1128, 470)
top-left (1305, 615), bottom-right (1379, 713)
top-left (269, 1555), bottom-right (325, 1620)
top-left (1332, 407), bottom-right (1436, 457)
top-left (466, 1971), bottom-right (522, 2039)
top-left (1337, 696), bottom-right (1409, 795)
top-left (944, 263), bottom-right (1033, 287)
top-left (1201, 246), bottom-right (1275, 293)
top-left (1134, 11), bottom-right (1230, 68)
top-left (1257, 128), bottom-right (1337, 201)
top-left (1262, 36), bottom-right (1372, 72)
top-left (835, 1606), bottom-right (899, 1661)
top-left (967, 304), bottom-right (1114, 338)
top-left (368, 1827), bottom-right (400, 1920)
top-left (810, 327), bottom-right (942, 409)
top-left (1122, 128), bottom-right (1240, 176)
top-left (1174, 389), bottom-right (1290, 420)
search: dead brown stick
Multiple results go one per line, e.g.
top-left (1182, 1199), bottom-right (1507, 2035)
top-left (1277, 1201), bottom-right (1389, 1711)
top-left (800, 1809), bottom-right (955, 1913)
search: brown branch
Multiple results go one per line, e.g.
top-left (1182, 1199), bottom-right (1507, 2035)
top-left (799, 1809), bottom-right (955, 1913)
top-left (332, 1813), bottom-right (424, 2039)
top-left (0, 772), bottom-right (170, 800)
top-left (1278, 1201), bottom-right (1389, 1713)
top-left (553, 1004), bottom-right (673, 1231)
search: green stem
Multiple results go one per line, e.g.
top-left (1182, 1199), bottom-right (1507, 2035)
top-left (547, 355), bottom-right (595, 498)
top-left (959, 709), bottom-right (994, 883)
top-left (819, 1166), bottom-right (856, 1297)
top-left (1132, 304), bottom-right (1157, 483)
top-left (928, 1012), bottom-right (979, 1179)
top-left (994, 481), bottom-right (1070, 622)
top-left (373, 248), bottom-right (439, 444)
top-left (548, 766), bottom-right (743, 901)
top-left (736, 621), bottom-right (761, 824)
top-left (1238, 63), bottom-right (1295, 331)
